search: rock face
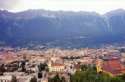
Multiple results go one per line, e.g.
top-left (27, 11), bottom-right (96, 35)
top-left (0, 9), bottom-right (125, 47)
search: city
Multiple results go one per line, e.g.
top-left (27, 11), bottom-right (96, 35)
top-left (0, 0), bottom-right (125, 82)
top-left (0, 47), bottom-right (125, 82)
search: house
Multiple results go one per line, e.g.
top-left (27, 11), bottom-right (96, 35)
top-left (96, 57), bottom-right (125, 76)
top-left (0, 75), bottom-right (12, 82)
top-left (48, 61), bottom-right (65, 72)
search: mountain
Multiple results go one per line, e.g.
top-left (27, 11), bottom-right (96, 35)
top-left (0, 9), bottom-right (125, 48)
top-left (105, 9), bottom-right (125, 36)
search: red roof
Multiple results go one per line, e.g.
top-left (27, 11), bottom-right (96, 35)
top-left (0, 52), bottom-right (17, 63)
top-left (51, 63), bottom-right (64, 67)
top-left (102, 59), bottom-right (125, 76)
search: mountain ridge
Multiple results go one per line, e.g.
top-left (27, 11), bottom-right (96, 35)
top-left (0, 9), bottom-right (125, 47)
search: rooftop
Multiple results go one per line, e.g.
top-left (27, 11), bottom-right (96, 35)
top-left (102, 59), bottom-right (125, 76)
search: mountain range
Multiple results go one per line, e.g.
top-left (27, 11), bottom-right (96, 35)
top-left (0, 9), bottom-right (125, 48)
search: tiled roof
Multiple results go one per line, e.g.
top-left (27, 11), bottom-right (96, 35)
top-left (51, 63), bottom-right (64, 67)
top-left (0, 52), bottom-right (18, 64)
top-left (102, 59), bottom-right (125, 76)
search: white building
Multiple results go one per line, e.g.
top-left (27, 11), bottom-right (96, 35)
top-left (0, 75), bottom-right (12, 82)
top-left (48, 61), bottom-right (65, 72)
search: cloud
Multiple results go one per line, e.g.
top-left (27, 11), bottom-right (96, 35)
top-left (0, 0), bottom-right (125, 14)
top-left (0, 0), bottom-right (20, 10)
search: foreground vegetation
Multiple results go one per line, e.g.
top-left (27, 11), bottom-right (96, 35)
top-left (49, 65), bottom-right (125, 82)
top-left (70, 65), bottom-right (125, 82)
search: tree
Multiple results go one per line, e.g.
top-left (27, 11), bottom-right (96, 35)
top-left (111, 77), bottom-right (124, 82)
top-left (30, 76), bottom-right (37, 82)
top-left (19, 61), bottom-right (26, 72)
top-left (81, 65), bottom-right (88, 71)
top-left (11, 76), bottom-right (17, 82)
top-left (52, 74), bottom-right (61, 82)
top-left (61, 76), bottom-right (66, 82)
top-left (70, 65), bottom-right (125, 82)
top-left (38, 63), bottom-right (47, 72)
top-left (0, 64), bottom-right (6, 75)
top-left (38, 72), bottom-right (42, 78)
top-left (118, 73), bottom-right (125, 80)
top-left (48, 74), bottom-right (66, 82)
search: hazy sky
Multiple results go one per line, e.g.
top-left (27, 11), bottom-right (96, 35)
top-left (0, 0), bottom-right (125, 14)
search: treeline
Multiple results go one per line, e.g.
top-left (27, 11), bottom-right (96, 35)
top-left (49, 65), bottom-right (125, 82)
top-left (71, 65), bottom-right (125, 82)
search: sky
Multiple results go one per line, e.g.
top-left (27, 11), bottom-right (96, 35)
top-left (0, 0), bottom-right (125, 14)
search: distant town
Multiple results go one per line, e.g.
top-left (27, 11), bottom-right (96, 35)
top-left (0, 46), bottom-right (125, 82)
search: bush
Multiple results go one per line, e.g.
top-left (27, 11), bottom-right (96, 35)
top-left (30, 76), bottom-right (37, 82)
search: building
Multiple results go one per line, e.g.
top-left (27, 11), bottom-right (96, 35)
top-left (17, 76), bottom-right (32, 82)
top-left (96, 57), bottom-right (125, 76)
top-left (96, 59), bottom-right (103, 73)
top-left (4, 72), bottom-right (33, 82)
top-left (41, 78), bottom-right (48, 82)
top-left (80, 56), bottom-right (93, 65)
top-left (0, 75), bottom-right (12, 82)
top-left (48, 61), bottom-right (65, 72)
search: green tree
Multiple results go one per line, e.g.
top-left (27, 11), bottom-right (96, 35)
top-left (118, 73), bottom-right (125, 80)
top-left (111, 77), bottom-right (124, 82)
top-left (70, 65), bottom-right (125, 82)
top-left (81, 65), bottom-right (88, 71)
top-left (48, 74), bottom-right (66, 82)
